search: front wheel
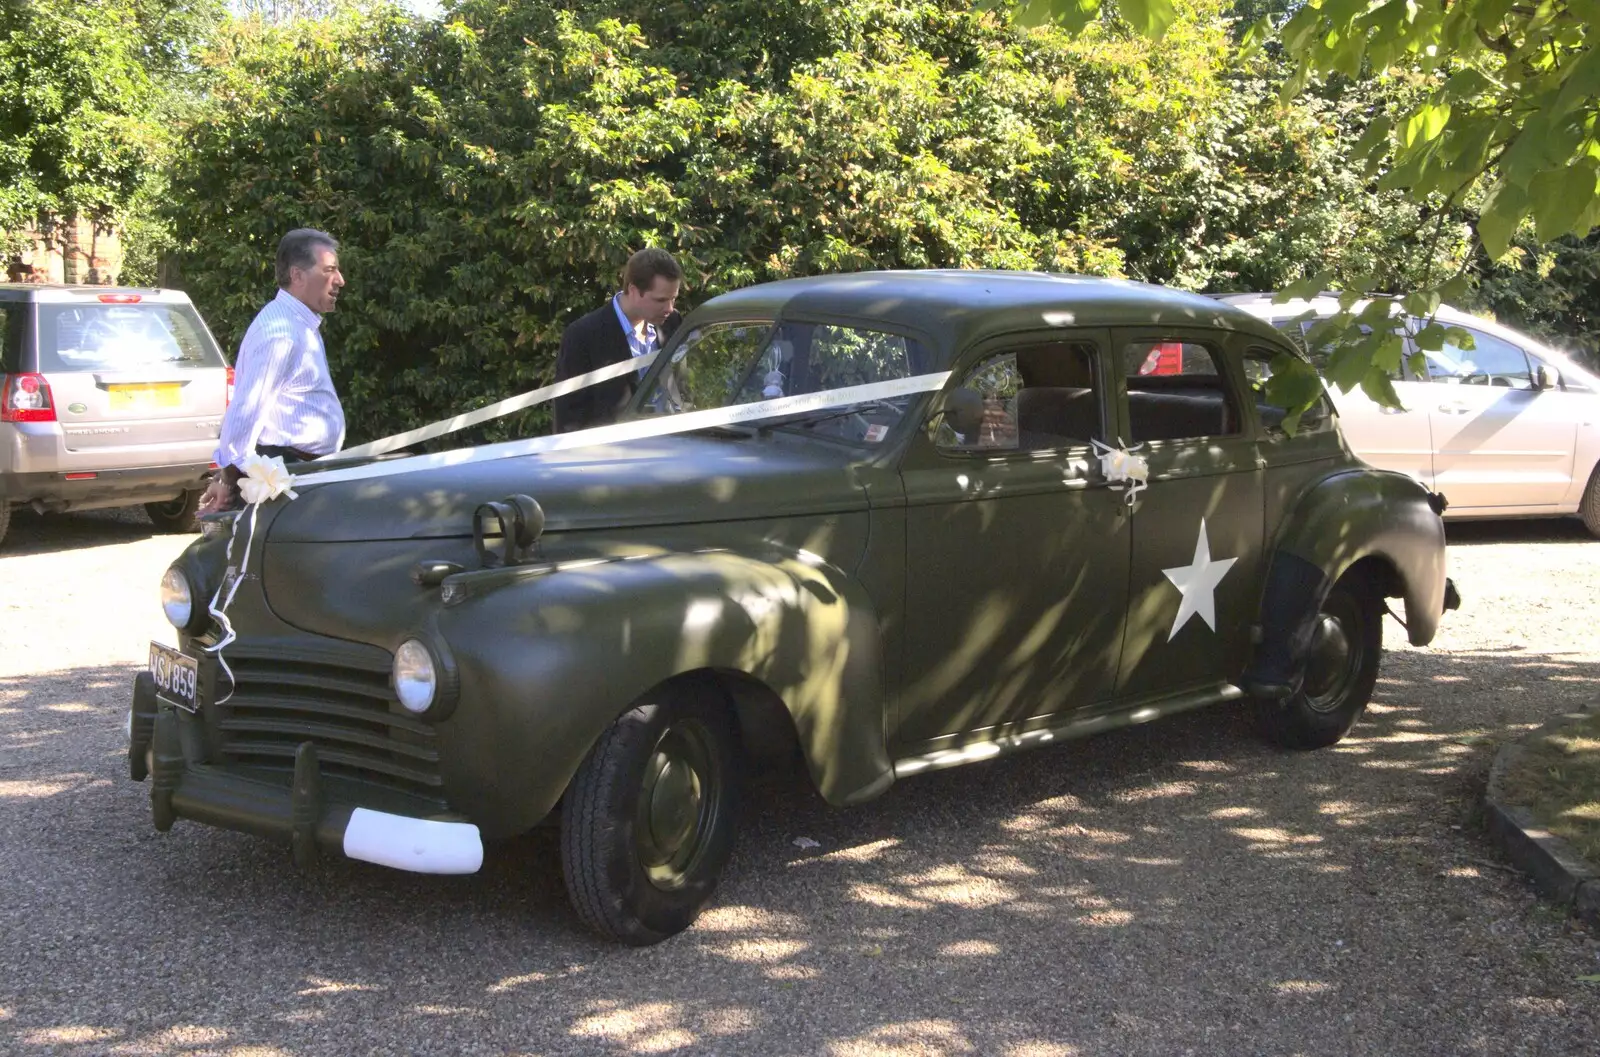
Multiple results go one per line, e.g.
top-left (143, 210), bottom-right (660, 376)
top-left (560, 690), bottom-right (739, 945)
top-left (145, 490), bottom-right (202, 533)
top-left (1253, 576), bottom-right (1383, 750)
top-left (1580, 465), bottom-right (1600, 538)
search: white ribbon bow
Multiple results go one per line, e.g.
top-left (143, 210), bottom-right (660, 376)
top-left (202, 455), bottom-right (299, 703)
top-left (1090, 438), bottom-right (1149, 506)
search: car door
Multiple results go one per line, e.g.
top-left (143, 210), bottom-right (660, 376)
top-left (1111, 330), bottom-right (1266, 701)
top-left (1419, 323), bottom-right (1577, 510)
top-left (894, 332), bottom-right (1131, 751)
top-left (1299, 320), bottom-right (1435, 489)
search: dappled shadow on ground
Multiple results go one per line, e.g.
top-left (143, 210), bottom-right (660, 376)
top-left (1, 644), bottom-right (1598, 1056)
top-left (0, 505), bottom-right (180, 558)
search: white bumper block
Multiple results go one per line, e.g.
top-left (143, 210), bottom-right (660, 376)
top-left (341, 807), bottom-right (484, 875)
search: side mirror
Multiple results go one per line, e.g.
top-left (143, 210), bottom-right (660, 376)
top-left (932, 388), bottom-right (985, 438)
top-left (1534, 363), bottom-right (1561, 390)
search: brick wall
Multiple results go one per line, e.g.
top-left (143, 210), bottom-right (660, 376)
top-left (4, 215), bottom-right (124, 285)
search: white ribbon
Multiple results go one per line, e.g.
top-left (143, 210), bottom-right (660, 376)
top-left (202, 454), bottom-right (300, 703)
top-left (1090, 438), bottom-right (1149, 506)
top-left (299, 371), bottom-right (953, 488)
top-left (326, 352), bottom-right (663, 461)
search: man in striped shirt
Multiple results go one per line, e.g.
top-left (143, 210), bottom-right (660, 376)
top-left (198, 229), bottom-right (348, 513)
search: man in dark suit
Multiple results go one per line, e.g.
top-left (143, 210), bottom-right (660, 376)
top-left (552, 248), bottom-right (684, 432)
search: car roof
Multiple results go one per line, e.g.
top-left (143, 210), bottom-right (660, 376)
top-left (691, 270), bottom-right (1294, 361)
top-left (0, 284), bottom-right (195, 304)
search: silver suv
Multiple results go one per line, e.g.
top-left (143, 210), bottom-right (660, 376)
top-left (0, 285), bottom-right (232, 547)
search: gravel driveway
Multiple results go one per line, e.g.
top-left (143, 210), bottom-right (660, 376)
top-left (2, 507), bottom-right (1597, 1056)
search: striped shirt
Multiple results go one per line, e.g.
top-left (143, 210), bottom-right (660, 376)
top-left (214, 289), bottom-right (346, 469)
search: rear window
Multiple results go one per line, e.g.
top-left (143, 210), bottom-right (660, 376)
top-left (36, 302), bottom-right (224, 372)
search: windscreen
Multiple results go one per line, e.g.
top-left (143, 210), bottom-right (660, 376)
top-left (637, 319), bottom-right (931, 445)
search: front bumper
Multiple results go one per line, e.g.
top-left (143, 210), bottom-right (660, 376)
top-left (129, 673), bottom-right (482, 875)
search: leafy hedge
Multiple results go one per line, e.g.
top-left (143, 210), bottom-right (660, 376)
top-left (164, 0), bottom-right (1437, 443)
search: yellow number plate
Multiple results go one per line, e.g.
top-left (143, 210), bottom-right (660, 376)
top-left (108, 384), bottom-right (181, 411)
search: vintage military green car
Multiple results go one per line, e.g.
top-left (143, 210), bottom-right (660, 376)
top-left (128, 271), bottom-right (1458, 945)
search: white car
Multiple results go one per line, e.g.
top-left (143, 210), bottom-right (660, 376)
top-left (1218, 293), bottom-right (1600, 538)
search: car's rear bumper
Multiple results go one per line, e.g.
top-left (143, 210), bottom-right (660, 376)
top-left (129, 673), bottom-right (483, 875)
top-left (1, 464), bottom-right (209, 510)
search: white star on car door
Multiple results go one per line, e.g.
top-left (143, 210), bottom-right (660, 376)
top-left (1161, 518), bottom-right (1238, 641)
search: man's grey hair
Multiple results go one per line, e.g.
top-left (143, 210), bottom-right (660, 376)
top-left (275, 228), bottom-right (339, 288)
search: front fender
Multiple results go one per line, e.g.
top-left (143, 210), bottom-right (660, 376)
top-left (434, 545), bottom-right (889, 836)
top-left (1243, 468), bottom-right (1448, 697)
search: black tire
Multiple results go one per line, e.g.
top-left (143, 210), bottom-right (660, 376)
top-left (144, 490), bottom-right (201, 533)
top-left (1254, 575), bottom-right (1383, 750)
top-left (0, 504), bottom-right (10, 548)
top-left (1581, 465), bottom-right (1600, 539)
top-left (560, 690), bottom-right (739, 946)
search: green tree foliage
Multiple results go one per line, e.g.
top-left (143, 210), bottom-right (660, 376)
top-left (1013, 0), bottom-right (1598, 420)
top-left (1475, 232), bottom-right (1600, 371)
top-left (0, 0), bottom-right (222, 268)
top-left (165, 0), bottom-right (1435, 443)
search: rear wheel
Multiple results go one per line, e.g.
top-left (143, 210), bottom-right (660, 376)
top-left (560, 690), bottom-right (739, 945)
top-left (1581, 465), bottom-right (1600, 538)
top-left (1254, 574), bottom-right (1383, 750)
top-left (145, 490), bottom-right (201, 533)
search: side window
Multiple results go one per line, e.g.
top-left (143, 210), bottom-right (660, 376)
top-left (1243, 348), bottom-right (1331, 434)
top-left (1423, 326), bottom-right (1533, 389)
top-left (1122, 340), bottom-right (1241, 442)
top-left (0, 304), bottom-right (24, 372)
top-left (937, 342), bottom-right (1101, 453)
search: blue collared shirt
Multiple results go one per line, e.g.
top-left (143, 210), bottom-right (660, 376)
top-left (613, 295), bottom-right (659, 376)
top-left (214, 288), bottom-right (346, 469)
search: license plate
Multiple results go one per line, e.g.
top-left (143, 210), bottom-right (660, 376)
top-left (149, 642), bottom-right (199, 712)
top-left (109, 383), bottom-right (181, 411)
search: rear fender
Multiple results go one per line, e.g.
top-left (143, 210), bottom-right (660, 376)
top-left (434, 545), bottom-right (890, 835)
top-left (1242, 469), bottom-right (1448, 696)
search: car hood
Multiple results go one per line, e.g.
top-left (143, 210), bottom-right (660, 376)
top-left (268, 434), bottom-right (873, 543)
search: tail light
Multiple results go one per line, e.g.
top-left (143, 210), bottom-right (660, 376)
top-left (1, 373), bottom-right (57, 423)
top-left (98, 292), bottom-right (142, 304)
top-left (226, 366), bottom-right (235, 406)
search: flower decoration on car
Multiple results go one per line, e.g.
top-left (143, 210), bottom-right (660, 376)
top-left (236, 453), bottom-right (300, 505)
top-left (1091, 438), bottom-right (1149, 506)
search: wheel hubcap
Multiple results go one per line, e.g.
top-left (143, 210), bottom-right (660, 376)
top-left (635, 720), bottom-right (720, 891)
top-left (1303, 606), bottom-right (1358, 713)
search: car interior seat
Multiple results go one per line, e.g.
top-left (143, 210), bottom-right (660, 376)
top-left (1015, 345), bottom-right (1099, 446)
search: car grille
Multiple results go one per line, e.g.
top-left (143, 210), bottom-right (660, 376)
top-left (209, 639), bottom-right (444, 803)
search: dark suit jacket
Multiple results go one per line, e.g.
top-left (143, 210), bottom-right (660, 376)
top-left (551, 301), bottom-right (682, 433)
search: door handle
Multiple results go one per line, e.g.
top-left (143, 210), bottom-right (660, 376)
top-left (1436, 403), bottom-right (1472, 414)
top-left (1378, 406), bottom-right (1407, 415)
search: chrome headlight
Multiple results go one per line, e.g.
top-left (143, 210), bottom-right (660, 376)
top-left (160, 566), bottom-right (193, 630)
top-left (393, 639), bottom-right (437, 715)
